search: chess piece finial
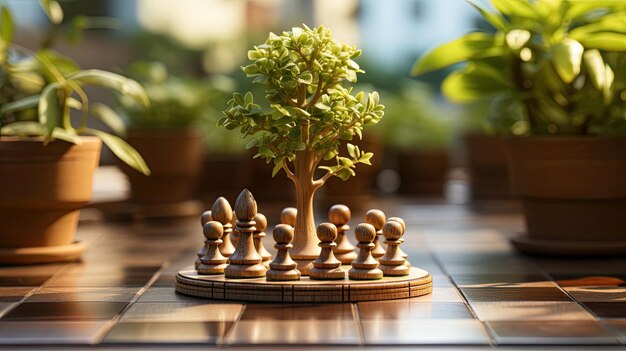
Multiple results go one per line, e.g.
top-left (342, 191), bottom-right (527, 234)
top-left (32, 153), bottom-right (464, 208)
top-left (328, 204), bottom-right (357, 265)
top-left (388, 216), bottom-right (411, 268)
top-left (196, 210), bottom-right (213, 269)
top-left (379, 221), bottom-right (409, 276)
top-left (310, 223), bottom-right (346, 280)
top-left (280, 207), bottom-right (297, 227)
top-left (212, 197), bottom-right (236, 257)
top-left (349, 223), bottom-right (383, 280)
top-left (267, 224), bottom-right (300, 281)
top-left (197, 221), bottom-right (229, 275)
top-left (365, 209), bottom-right (386, 259)
top-left (253, 213), bottom-right (272, 269)
top-left (225, 189), bottom-right (266, 278)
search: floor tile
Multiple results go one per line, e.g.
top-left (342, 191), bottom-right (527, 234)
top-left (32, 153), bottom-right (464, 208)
top-left (358, 302), bottom-right (473, 320)
top-left (226, 320), bottom-right (360, 345)
top-left (0, 276), bottom-right (52, 287)
top-left (551, 274), bottom-right (626, 288)
top-left (487, 320), bottom-right (618, 345)
top-left (136, 287), bottom-right (200, 302)
top-left (0, 301), bottom-right (127, 321)
top-left (583, 302), bottom-right (626, 319)
top-left (241, 303), bottom-right (354, 320)
top-left (471, 302), bottom-right (594, 321)
top-left (26, 288), bottom-right (139, 302)
top-left (103, 321), bottom-right (232, 344)
top-left (361, 319), bottom-right (490, 345)
top-left (0, 303), bottom-right (15, 316)
top-left (452, 274), bottom-right (552, 287)
top-left (565, 287), bottom-right (626, 302)
top-left (150, 274), bottom-right (176, 287)
top-left (407, 287), bottom-right (464, 303)
top-left (64, 264), bottom-right (162, 275)
top-left (461, 287), bottom-right (571, 302)
top-left (0, 321), bottom-right (108, 344)
top-left (120, 302), bottom-right (243, 322)
top-left (605, 320), bottom-right (626, 344)
top-left (0, 288), bottom-right (34, 302)
top-left (46, 274), bottom-right (154, 287)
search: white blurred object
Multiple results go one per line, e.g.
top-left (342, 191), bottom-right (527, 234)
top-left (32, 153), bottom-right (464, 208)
top-left (377, 169), bottom-right (401, 194)
top-left (314, 0), bottom-right (359, 45)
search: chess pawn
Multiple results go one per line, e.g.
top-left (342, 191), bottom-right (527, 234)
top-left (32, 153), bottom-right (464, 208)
top-left (225, 189), bottom-right (266, 278)
top-left (195, 210), bottom-right (212, 269)
top-left (197, 221), bottom-right (229, 275)
top-left (388, 216), bottom-right (411, 268)
top-left (349, 223), bottom-right (383, 280)
top-left (310, 223), bottom-right (346, 280)
top-left (253, 213), bottom-right (272, 269)
top-left (212, 197), bottom-right (236, 257)
top-left (365, 209), bottom-right (386, 259)
top-left (379, 221), bottom-right (409, 276)
top-left (267, 224), bottom-right (300, 281)
top-left (280, 207), bottom-right (297, 227)
top-left (231, 209), bottom-right (239, 248)
top-left (328, 204), bottom-right (357, 265)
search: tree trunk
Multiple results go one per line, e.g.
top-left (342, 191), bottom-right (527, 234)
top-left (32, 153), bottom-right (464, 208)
top-left (290, 151), bottom-right (321, 275)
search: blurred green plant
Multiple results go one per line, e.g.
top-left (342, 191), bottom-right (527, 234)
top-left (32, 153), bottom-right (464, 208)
top-left (218, 24), bottom-right (384, 243)
top-left (379, 82), bottom-right (457, 151)
top-left (412, 0), bottom-right (626, 136)
top-left (0, 1), bottom-right (150, 174)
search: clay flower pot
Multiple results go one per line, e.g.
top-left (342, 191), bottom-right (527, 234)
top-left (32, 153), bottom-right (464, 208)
top-left (464, 134), bottom-right (512, 200)
top-left (120, 129), bottom-right (204, 204)
top-left (507, 137), bottom-right (626, 256)
top-left (397, 149), bottom-right (450, 197)
top-left (0, 137), bottom-right (101, 264)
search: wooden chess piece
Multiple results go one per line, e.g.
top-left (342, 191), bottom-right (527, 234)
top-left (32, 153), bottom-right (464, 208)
top-left (365, 209), bottom-right (386, 259)
top-left (231, 209), bottom-right (239, 248)
top-left (349, 223), bottom-right (383, 280)
top-left (212, 197), bottom-right (236, 257)
top-left (253, 213), bottom-right (272, 269)
top-left (195, 210), bottom-right (212, 269)
top-left (267, 224), bottom-right (300, 281)
top-left (225, 189), bottom-right (266, 278)
top-left (328, 204), bottom-right (357, 265)
top-left (310, 223), bottom-right (346, 280)
top-left (280, 207), bottom-right (297, 227)
top-left (197, 221), bottom-right (228, 275)
top-left (379, 221), bottom-right (409, 276)
top-left (388, 216), bottom-right (411, 268)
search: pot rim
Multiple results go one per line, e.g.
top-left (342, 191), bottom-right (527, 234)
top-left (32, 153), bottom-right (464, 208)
top-left (127, 128), bottom-right (203, 138)
top-left (0, 135), bottom-right (101, 144)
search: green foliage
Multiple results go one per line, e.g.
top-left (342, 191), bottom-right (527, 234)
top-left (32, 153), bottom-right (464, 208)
top-left (0, 2), bottom-right (150, 175)
top-left (412, 0), bottom-right (626, 136)
top-left (219, 25), bottom-right (384, 182)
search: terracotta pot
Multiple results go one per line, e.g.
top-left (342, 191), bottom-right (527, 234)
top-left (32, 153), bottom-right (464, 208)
top-left (507, 137), bottom-right (626, 253)
top-left (397, 150), bottom-right (450, 196)
top-left (464, 134), bottom-right (512, 199)
top-left (120, 129), bottom-right (204, 203)
top-left (0, 137), bottom-right (101, 263)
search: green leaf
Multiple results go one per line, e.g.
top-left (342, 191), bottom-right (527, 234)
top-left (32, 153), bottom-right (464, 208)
top-left (468, 0), bottom-right (508, 31)
top-left (347, 143), bottom-right (358, 159)
top-left (490, 0), bottom-right (537, 18)
top-left (272, 159), bottom-right (284, 177)
top-left (551, 38), bottom-right (584, 84)
top-left (359, 152), bottom-right (373, 165)
top-left (90, 102), bottom-right (126, 137)
top-left (1, 6), bottom-right (14, 43)
top-left (38, 83), bottom-right (61, 140)
top-left (0, 121), bottom-right (44, 136)
top-left (85, 128), bottom-right (150, 175)
top-left (505, 29), bottom-right (531, 50)
top-left (0, 95), bottom-right (39, 115)
top-left (411, 33), bottom-right (504, 76)
top-left (39, 0), bottom-right (63, 24)
top-left (442, 63), bottom-right (510, 102)
top-left (575, 33), bottom-right (626, 51)
top-left (583, 49), bottom-right (606, 90)
top-left (297, 72), bottom-right (313, 84)
top-left (52, 127), bottom-right (82, 144)
top-left (271, 104), bottom-right (291, 116)
top-left (68, 70), bottom-right (150, 107)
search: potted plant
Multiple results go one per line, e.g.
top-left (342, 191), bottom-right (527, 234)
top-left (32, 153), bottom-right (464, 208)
top-left (381, 82), bottom-right (456, 197)
top-left (114, 61), bottom-right (209, 217)
top-left (0, 2), bottom-right (149, 264)
top-left (413, 0), bottom-right (626, 255)
top-left (219, 25), bottom-right (384, 273)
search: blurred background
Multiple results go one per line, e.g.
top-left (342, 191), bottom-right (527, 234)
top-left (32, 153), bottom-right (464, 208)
top-left (8, 0), bottom-right (504, 211)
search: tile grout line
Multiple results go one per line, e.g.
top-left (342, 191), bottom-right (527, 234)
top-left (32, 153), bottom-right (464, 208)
top-left (351, 302), bottom-right (365, 346)
top-left (220, 302), bottom-right (247, 347)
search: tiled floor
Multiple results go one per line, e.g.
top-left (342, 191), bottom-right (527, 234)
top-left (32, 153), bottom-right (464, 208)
top-left (1, 184), bottom-right (625, 349)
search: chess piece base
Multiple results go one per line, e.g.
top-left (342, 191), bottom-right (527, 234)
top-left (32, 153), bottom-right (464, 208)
top-left (176, 266), bottom-right (431, 303)
top-left (309, 267), bottom-right (346, 280)
top-left (198, 262), bottom-right (228, 275)
top-left (225, 264), bottom-right (267, 278)
top-left (335, 251), bottom-right (358, 265)
top-left (266, 269), bottom-right (301, 281)
top-left (349, 267), bottom-right (384, 280)
top-left (380, 264), bottom-right (410, 277)
top-left (293, 258), bottom-right (315, 276)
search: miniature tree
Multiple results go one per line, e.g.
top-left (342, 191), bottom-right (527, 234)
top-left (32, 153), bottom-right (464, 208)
top-left (219, 25), bottom-right (384, 271)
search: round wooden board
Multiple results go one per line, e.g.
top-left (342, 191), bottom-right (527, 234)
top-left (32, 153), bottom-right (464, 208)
top-left (175, 266), bottom-right (432, 303)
